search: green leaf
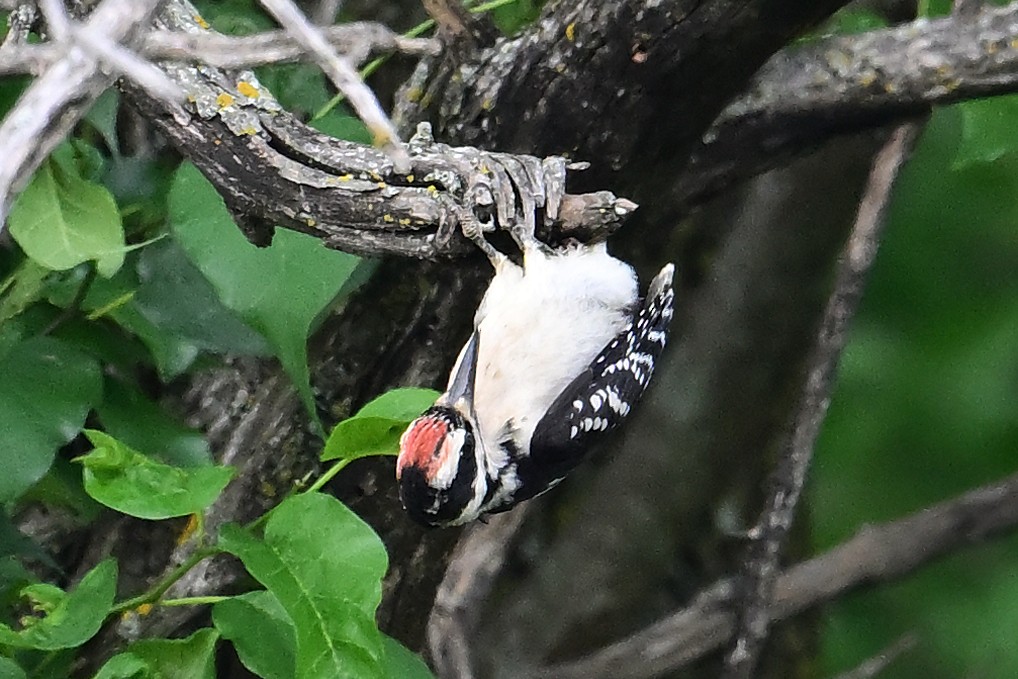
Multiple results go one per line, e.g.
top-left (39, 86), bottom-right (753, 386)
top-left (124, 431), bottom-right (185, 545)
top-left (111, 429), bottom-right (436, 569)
top-left (0, 657), bottom-right (27, 679)
top-left (8, 145), bottom-right (125, 277)
top-left (92, 653), bottom-right (148, 679)
top-left (322, 388), bottom-right (440, 462)
top-left (0, 336), bottom-right (102, 503)
top-left (381, 635), bottom-right (435, 679)
top-left (0, 559), bottom-right (116, 650)
top-left (310, 113), bottom-right (371, 145)
top-left (168, 162), bottom-right (361, 423)
top-left (213, 591), bottom-right (295, 679)
top-left (76, 430), bottom-right (234, 520)
top-left (219, 493), bottom-right (388, 679)
top-left (131, 241), bottom-right (269, 358)
top-left (0, 259), bottom-right (50, 325)
top-left (96, 379), bottom-right (211, 468)
top-left (83, 90), bottom-right (121, 157)
top-left (953, 95), bottom-right (1018, 169)
top-left (128, 628), bottom-right (219, 679)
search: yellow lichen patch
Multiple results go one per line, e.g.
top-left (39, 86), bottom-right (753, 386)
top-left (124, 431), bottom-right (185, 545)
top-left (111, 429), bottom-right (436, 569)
top-left (339, 174), bottom-right (352, 181)
top-left (383, 214), bottom-right (396, 223)
top-left (176, 514), bottom-right (200, 545)
top-left (406, 174), bottom-right (415, 182)
top-left (136, 603), bottom-right (154, 616)
top-left (241, 127), bottom-right (259, 136)
top-left (399, 218), bottom-right (411, 226)
top-left (565, 22), bottom-right (576, 42)
top-left (369, 171), bottom-right (382, 181)
top-left (192, 14), bottom-right (210, 29)
top-left (237, 81), bottom-right (259, 98)
top-left (481, 98), bottom-right (494, 111)
top-left (405, 87), bottom-right (423, 103)
top-left (427, 185), bottom-right (439, 195)
top-left (306, 217), bottom-right (317, 227)
top-left (216, 92), bottom-right (235, 109)
top-left (377, 182), bottom-right (387, 188)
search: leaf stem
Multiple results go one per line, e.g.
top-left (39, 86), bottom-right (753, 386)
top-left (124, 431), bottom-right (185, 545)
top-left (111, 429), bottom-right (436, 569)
top-left (111, 545), bottom-right (221, 614)
top-left (305, 458), bottom-right (350, 494)
top-left (158, 595), bottom-right (231, 607)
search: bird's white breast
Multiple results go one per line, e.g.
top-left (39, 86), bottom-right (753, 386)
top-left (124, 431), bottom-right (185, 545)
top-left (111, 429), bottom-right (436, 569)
top-left (470, 244), bottom-right (638, 460)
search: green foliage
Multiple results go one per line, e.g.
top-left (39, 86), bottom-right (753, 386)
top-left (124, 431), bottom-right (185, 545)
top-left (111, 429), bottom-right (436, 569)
top-left (75, 430), bottom-right (233, 520)
top-left (0, 5), bottom-right (455, 676)
top-left (0, 337), bottom-right (102, 503)
top-left (168, 162), bottom-right (361, 423)
top-left (8, 144), bottom-right (125, 278)
top-left (489, 0), bottom-right (542, 35)
top-left (323, 387), bottom-right (440, 461)
top-left (95, 628), bottom-right (220, 679)
top-left (380, 635), bottom-right (436, 679)
top-left (213, 591), bottom-right (296, 679)
top-left (95, 379), bottom-right (212, 468)
top-left (0, 559), bottom-right (115, 650)
top-left (814, 102), bottom-right (1018, 677)
top-left (219, 493), bottom-right (389, 678)
top-left (0, 657), bottom-right (27, 679)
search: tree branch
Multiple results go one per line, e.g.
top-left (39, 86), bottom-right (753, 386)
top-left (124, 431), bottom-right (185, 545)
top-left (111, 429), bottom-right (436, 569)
top-left (531, 469), bottom-right (1018, 679)
top-left (722, 120), bottom-right (925, 679)
top-left (0, 24), bottom-right (439, 75)
top-left (119, 0), bottom-right (638, 258)
top-left (0, 0), bottom-right (165, 223)
top-left (680, 1), bottom-right (1018, 208)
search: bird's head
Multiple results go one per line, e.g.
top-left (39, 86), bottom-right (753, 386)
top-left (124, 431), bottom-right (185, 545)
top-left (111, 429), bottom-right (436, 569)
top-left (396, 330), bottom-right (485, 527)
top-left (397, 405), bottom-right (481, 527)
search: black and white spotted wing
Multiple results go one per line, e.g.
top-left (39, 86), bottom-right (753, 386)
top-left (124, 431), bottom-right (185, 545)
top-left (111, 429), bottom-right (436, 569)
top-left (515, 263), bottom-right (675, 501)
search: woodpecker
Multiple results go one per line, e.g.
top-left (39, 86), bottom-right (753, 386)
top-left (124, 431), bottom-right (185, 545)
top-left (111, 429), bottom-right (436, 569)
top-left (396, 218), bottom-right (674, 527)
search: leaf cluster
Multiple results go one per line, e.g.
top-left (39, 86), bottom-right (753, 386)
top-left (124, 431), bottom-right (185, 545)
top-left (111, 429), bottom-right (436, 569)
top-left (0, 6), bottom-right (441, 675)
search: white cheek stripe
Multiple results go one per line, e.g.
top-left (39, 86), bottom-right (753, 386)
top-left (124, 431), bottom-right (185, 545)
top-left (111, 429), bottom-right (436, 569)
top-left (431, 429), bottom-right (466, 490)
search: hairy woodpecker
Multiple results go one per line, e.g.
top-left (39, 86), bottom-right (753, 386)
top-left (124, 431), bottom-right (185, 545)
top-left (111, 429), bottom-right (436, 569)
top-left (396, 218), bottom-right (674, 527)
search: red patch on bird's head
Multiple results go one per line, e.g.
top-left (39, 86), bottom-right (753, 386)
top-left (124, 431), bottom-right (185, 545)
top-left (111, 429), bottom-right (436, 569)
top-left (396, 415), bottom-right (449, 479)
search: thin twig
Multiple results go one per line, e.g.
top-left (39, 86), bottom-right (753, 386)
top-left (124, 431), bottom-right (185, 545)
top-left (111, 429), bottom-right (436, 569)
top-left (71, 25), bottom-right (185, 101)
top-left (256, 0), bottom-right (411, 172)
top-left (721, 120), bottom-right (926, 679)
top-left (531, 468), bottom-right (1018, 679)
top-left (0, 24), bottom-right (439, 75)
top-left (0, 0), bottom-right (166, 227)
top-left (829, 633), bottom-right (918, 679)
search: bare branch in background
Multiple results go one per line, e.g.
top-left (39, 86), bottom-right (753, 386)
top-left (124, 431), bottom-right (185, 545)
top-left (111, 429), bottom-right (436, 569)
top-left (256, 0), bottom-right (411, 171)
top-left (721, 120), bottom-right (925, 679)
top-left (0, 0), bottom-right (167, 225)
top-left (829, 633), bottom-right (918, 679)
top-left (0, 24), bottom-right (439, 75)
top-left (531, 469), bottom-right (1018, 679)
top-left (141, 24), bottom-right (439, 68)
top-left (428, 508), bottom-right (534, 679)
top-left (683, 2), bottom-right (1018, 208)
